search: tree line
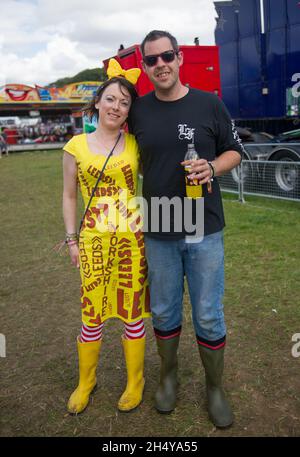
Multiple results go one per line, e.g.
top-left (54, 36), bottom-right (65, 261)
top-left (48, 67), bottom-right (107, 87)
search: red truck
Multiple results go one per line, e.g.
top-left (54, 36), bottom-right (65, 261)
top-left (103, 44), bottom-right (221, 96)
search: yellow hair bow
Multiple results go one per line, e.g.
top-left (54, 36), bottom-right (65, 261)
top-left (107, 58), bottom-right (141, 85)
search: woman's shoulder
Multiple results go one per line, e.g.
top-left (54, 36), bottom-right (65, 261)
top-left (125, 132), bottom-right (137, 145)
top-left (66, 133), bottom-right (86, 145)
top-left (63, 133), bottom-right (86, 155)
top-left (124, 132), bottom-right (139, 152)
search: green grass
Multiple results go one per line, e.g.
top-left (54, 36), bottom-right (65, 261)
top-left (0, 150), bottom-right (300, 437)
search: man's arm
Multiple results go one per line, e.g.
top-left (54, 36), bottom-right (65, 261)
top-left (182, 96), bottom-right (244, 183)
top-left (211, 150), bottom-right (241, 177)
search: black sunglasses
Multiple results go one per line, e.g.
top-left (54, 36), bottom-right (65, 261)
top-left (143, 50), bottom-right (178, 67)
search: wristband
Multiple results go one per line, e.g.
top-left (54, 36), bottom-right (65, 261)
top-left (208, 161), bottom-right (215, 179)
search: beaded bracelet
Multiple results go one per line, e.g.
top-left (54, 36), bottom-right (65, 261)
top-left (65, 233), bottom-right (79, 243)
top-left (66, 240), bottom-right (78, 247)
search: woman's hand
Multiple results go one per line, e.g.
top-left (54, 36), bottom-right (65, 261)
top-left (68, 243), bottom-right (80, 268)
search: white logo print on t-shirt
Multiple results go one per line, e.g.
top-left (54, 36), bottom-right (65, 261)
top-left (178, 124), bottom-right (195, 141)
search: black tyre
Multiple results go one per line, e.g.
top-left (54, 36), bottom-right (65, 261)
top-left (231, 157), bottom-right (251, 183)
top-left (268, 148), bottom-right (300, 199)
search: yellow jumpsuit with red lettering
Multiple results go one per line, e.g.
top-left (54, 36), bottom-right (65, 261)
top-left (64, 133), bottom-right (150, 326)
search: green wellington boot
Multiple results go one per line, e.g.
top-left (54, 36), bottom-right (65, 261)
top-left (155, 336), bottom-right (180, 413)
top-left (198, 345), bottom-right (233, 428)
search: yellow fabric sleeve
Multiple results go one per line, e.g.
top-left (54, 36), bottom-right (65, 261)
top-left (63, 136), bottom-right (78, 157)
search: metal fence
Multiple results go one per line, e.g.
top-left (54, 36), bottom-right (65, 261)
top-left (2, 138), bottom-right (300, 202)
top-left (219, 143), bottom-right (300, 202)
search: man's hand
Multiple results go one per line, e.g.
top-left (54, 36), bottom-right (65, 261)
top-left (181, 158), bottom-right (212, 185)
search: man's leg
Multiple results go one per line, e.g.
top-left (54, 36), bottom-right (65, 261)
top-left (184, 231), bottom-right (233, 428)
top-left (144, 236), bottom-right (184, 413)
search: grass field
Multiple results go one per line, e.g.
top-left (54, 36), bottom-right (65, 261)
top-left (0, 150), bottom-right (299, 437)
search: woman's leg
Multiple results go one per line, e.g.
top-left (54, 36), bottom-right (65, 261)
top-left (124, 318), bottom-right (145, 339)
top-left (67, 322), bottom-right (103, 414)
top-left (118, 319), bottom-right (146, 412)
top-left (80, 322), bottom-right (104, 342)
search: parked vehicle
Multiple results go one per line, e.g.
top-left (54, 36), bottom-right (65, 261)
top-left (234, 127), bottom-right (300, 197)
top-left (103, 44), bottom-right (221, 96)
top-left (214, 0), bottom-right (300, 135)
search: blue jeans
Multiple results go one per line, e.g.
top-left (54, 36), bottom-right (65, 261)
top-left (144, 231), bottom-right (226, 343)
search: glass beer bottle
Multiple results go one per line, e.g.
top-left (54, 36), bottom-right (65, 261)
top-left (184, 143), bottom-right (202, 198)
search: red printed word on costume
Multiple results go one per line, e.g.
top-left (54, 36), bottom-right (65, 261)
top-left (78, 165), bottom-right (90, 189)
top-left (121, 164), bottom-right (135, 196)
top-left (133, 228), bottom-right (150, 313)
top-left (81, 292), bottom-right (102, 326)
top-left (79, 241), bottom-right (92, 279)
top-left (101, 234), bottom-right (118, 318)
top-left (106, 159), bottom-right (125, 170)
top-left (117, 236), bottom-right (132, 319)
top-left (114, 198), bottom-right (133, 220)
top-left (83, 205), bottom-right (109, 229)
top-left (87, 186), bottom-right (120, 197)
top-left (87, 166), bottom-right (117, 187)
top-left (83, 237), bottom-right (107, 292)
top-left (133, 229), bottom-right (148, 286)
top-left (118, 238), bottom-right (132, 288)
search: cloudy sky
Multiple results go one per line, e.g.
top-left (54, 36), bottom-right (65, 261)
top-left (0, 0), bottom-right (221, 87)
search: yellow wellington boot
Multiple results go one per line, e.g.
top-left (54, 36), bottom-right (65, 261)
top-left (118, 336), bottom-right (146, 412)
top-left (67, 338), bottom-right (102, 415)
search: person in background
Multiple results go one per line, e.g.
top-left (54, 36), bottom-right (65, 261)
top-left (130, 30), bottom-right (244, 428)
top-left (63, 60), bottom-right (150, 415)
top-left (0, 128), bottom-right (8, 157)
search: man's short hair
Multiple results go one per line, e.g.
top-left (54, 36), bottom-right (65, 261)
top-left (140, 30), bottom-right (179, 56)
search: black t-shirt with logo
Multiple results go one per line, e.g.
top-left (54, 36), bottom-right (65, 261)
top-left (130, 88), bottom-right (244, 240)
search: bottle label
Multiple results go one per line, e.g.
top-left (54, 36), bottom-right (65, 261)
top-left (184, 166), bottom-right (202, 199)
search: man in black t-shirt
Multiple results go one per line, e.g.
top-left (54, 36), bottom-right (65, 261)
top-left (131, 30), bottom-right (244, 428)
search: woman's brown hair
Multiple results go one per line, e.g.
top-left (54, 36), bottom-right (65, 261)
top-left (82, 77), bottom-right (138, 121)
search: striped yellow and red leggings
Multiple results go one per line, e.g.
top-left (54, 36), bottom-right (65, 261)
top-left (80, 319), bottom-right (145, 342)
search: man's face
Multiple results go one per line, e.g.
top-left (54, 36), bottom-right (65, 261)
top-left (142, 37), bottom-right (183, 93)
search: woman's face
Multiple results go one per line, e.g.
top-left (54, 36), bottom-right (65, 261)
top-left (95, 82), bottom-right (132, 130)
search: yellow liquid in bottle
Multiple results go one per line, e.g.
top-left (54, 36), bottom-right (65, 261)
top-left (185, 168), bottom-right (203, 198)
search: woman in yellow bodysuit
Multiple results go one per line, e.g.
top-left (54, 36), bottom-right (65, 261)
top-left (63, 61), bottom-right (150, 415)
